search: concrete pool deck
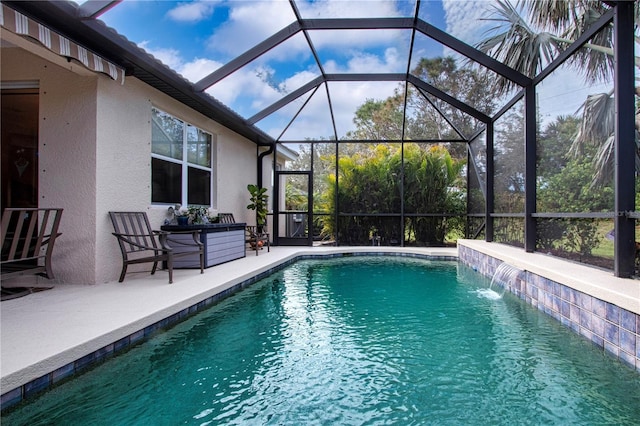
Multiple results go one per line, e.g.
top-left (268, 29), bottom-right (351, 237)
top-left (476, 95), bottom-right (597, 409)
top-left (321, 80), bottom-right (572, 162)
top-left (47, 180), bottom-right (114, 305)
top-left (2, 243), bottom-right (639, 408)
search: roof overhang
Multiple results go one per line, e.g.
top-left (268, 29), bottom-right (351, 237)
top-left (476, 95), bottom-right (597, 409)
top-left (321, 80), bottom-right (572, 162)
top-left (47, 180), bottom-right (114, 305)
top-left (2, 0), bottom-right (275, 145)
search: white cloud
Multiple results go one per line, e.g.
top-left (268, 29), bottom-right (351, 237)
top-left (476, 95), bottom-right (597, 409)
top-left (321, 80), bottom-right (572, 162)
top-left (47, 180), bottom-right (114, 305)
top-left (180, 58), bottom-right (225, 83)
top-left (442, 0), bottom-right (494, 47)
top-left (296, 0), bottom-right (403, 19)
top-left (166, 1), bottom-right (219, 22)
top-left (206, 2), bottom-right (297, 58)
top-left (138, 41), bottom-right (224, 87)
top-left (138, 41), bottom-right (184, 70)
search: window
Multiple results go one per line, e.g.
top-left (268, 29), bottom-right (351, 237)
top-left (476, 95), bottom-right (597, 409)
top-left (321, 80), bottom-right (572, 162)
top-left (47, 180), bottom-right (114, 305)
top-left (151, 108), bottom-right (214, 206)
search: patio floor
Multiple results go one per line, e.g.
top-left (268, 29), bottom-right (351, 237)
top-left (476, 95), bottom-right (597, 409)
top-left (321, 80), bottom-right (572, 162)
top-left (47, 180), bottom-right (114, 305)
top-left (1, 246), bottom-right (457, 396)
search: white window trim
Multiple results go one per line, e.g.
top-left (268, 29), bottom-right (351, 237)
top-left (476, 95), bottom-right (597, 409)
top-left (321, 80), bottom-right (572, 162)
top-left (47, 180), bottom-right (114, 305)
top-left (151, 107), bottom-right (215, 208)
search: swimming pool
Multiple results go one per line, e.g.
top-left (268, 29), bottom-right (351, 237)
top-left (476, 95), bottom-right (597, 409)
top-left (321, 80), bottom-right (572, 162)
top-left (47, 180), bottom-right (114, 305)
top-left (3, 256), bottom-right (639, 424)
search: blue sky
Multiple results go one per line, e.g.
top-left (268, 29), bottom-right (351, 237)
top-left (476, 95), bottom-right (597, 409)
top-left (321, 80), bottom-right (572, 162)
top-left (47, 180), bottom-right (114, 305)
top-left (96, 0), bottom-right (613, 140)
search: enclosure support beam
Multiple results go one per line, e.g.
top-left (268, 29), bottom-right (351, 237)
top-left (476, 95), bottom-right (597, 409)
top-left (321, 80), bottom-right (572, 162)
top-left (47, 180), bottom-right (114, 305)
top-left (524, 85), bottom-right (537, 252)
top-left (613, 1), bottom-right (635, 278)
top-left (485, 122), bottom-right (494, 242)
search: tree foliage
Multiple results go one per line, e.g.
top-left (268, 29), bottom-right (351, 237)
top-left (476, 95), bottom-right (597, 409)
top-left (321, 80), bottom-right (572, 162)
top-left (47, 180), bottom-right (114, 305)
top-left (321, 143), bottom-right (464, 246)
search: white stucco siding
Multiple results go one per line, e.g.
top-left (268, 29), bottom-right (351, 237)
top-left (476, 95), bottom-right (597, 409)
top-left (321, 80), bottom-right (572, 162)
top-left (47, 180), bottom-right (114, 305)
top-left (93, 79), bottom-right (258, 282)
top-left (3, 44), bottom-right (261, 285)
top-left (95, 78), bottom-right (153, 283)
top-left (2, 47), bottom-right (99, 285)
top-left (216, 128), bottom-right (256, 224)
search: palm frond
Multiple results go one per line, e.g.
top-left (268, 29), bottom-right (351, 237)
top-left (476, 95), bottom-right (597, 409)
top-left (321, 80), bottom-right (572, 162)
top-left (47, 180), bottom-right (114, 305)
top-left (518, 0), bottom-right (579, 32)
top-left (476, 0), bottom-right (561, 95)
top-left (570, 91), bottom-right (615, 157)
top-left (591, 133), bottom-right (615, 186)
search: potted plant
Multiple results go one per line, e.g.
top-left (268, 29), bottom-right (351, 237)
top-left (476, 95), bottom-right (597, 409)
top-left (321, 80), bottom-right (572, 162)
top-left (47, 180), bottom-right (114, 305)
top-left (247, 184), bottom-right (268, 231)
top-left (173, 204), bottom-right (190, 226)
top-left (187, 205), bottom-right (208, 225)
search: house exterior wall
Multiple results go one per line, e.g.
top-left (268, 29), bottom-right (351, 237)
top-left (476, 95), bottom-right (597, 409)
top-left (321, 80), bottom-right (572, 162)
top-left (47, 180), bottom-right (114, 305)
top-left (2, 43), bottom-right (258, 285)
top-left (2, 46), bottom-right (98, 285)
top-left (94, 77), bottom-right (257, 283)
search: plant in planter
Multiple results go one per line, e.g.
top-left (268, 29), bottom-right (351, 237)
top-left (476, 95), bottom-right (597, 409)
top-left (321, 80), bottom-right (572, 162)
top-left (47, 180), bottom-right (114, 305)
top-left (173, 204), bottom-right (190, 226)
top-left (247, 184), bottom-right (268, 230)
top-left (187, 205), bottom-right (208, 225)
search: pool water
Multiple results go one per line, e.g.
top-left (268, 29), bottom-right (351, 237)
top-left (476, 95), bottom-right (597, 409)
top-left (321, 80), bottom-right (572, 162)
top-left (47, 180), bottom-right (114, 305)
top-left (3, 256), bottom-right (639, 425)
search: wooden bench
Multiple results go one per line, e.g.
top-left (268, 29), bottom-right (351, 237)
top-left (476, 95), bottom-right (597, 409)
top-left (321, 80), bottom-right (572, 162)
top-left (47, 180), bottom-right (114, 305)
top-left (1, 208), bottom-right (63, 281)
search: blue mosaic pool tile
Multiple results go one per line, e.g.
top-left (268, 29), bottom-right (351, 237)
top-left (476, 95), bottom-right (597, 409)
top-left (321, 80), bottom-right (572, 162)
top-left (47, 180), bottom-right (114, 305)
top-left (590, 333), bottom-right (604, 348)
top-left (569, 288), bottom-right (579, 306)
top-left (114, 336), bottom-right (130, 352)
top-left (605, 303), bottom-right (620, 324)
top-left (592, 298), bottom-right (606, 318)
top-left (75, 351), bottom-right (98, 371)
top-left (604, 322), bottom-right (620, 345)
top-left (553, 294), bottom-right (561, 313)
top-left (461, 245), bottom-right (640, 370)
top-left (619, 349), bottom-right (636, 368)
top-left (620, 309), bottom-right (636, 333)
top-left (1, 387), bottom-right (22, 410)
top-left (579, 327), bottom-right (593, 342)
top-left (129, 329), bottom-right (145, 345)
top-left (580, 310), bottom-right (592, 330)
top-left (578, 292), bottom-right (593, 311)
top-left (23, 374), bottom-right (50, 398)
top-left (95, 344), bottom-right (114, 361)
top-left (51, 362), bottom-right (75, 384)
top-left (144, 323), bottom-right (158, 337)
top-left (619, 328), bottom-right (636, 355)
top-left (569, 304), bottom-right (581, 324)
top-left (604, 340), bottom-right (619, 357)
top-left (568, 320), bottom-right (580, 333)
top-left (591, 315), bottom-right (605, 337)
top-left (561, 300), bottom-right (571, 318)
top-left (561, 285), bottom-right (572, 302)
top-left (546, 292), bottom-right (554, 311)
top-left (530, 285), bottom-right (538, 301)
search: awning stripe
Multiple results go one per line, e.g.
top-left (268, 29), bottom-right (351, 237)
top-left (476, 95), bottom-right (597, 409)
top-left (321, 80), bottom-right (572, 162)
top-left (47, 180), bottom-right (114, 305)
top-left (2, 4), bottom-right (124, 83)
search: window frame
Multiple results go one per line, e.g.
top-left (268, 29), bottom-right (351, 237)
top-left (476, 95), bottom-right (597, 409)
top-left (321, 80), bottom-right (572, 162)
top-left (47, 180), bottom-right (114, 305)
top-left (151, 107), bottom-right (215, 208)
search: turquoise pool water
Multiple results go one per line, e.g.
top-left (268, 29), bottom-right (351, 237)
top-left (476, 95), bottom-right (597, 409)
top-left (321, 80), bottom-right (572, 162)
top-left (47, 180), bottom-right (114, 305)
top-left (3, 256), bottom-right (639, 425)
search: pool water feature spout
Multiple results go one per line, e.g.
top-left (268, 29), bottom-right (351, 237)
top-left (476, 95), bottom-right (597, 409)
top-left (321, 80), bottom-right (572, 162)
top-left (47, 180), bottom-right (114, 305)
top-left (490, 262), bottom-right (523, 294)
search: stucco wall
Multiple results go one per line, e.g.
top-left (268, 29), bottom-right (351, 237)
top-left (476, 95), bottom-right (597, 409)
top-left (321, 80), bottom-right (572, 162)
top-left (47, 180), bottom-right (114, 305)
top-left (2, 47), bottom-right (98, 285)
top-left (3, 44), bottom-right (259, 284)
top-left (95, 78), bottom-right (257, 283)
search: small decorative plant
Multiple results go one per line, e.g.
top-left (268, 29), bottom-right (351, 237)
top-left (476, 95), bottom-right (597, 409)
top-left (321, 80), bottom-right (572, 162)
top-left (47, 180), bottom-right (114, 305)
top-left (247, 184), bottom-right (268, 230)
top-left (173, 204), bottom-right (189, 217)
top-left (170, 204), bottom-right (190, 225)
top-left (207, 208), bottom-right (219, 223)
top-left (187, 206), bottom-right (208, 224)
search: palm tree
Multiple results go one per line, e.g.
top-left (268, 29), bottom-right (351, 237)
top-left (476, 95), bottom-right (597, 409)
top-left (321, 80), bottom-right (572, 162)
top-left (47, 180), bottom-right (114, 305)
top-left (476, 0), bottom-right (639, 186)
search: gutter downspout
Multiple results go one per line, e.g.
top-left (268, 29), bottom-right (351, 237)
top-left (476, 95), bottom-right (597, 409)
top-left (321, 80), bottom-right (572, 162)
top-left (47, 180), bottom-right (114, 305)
top-left (257, 141), bottom-right (274, 189)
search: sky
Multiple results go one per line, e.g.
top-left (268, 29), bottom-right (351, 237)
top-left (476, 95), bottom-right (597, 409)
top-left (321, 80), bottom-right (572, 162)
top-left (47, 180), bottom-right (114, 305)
top-left (96, 0), bottom-right (614, 140)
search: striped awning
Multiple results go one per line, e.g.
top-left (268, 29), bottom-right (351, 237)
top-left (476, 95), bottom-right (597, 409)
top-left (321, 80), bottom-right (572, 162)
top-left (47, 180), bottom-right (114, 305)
top-left (0, 3), bottom-right (125, 83)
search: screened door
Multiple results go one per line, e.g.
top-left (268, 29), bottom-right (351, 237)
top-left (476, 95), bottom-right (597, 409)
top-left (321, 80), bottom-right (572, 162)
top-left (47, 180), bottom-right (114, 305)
top-left (275, 171), bottom-right (312, 246)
